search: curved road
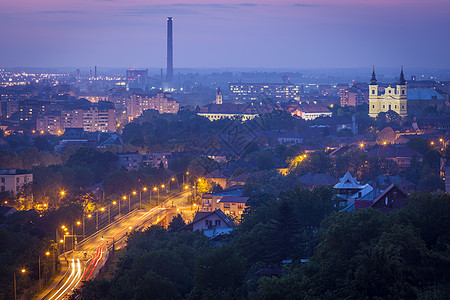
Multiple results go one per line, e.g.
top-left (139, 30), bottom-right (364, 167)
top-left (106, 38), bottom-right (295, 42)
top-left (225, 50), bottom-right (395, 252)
top-left (40, 192), bottom-right (188, 300)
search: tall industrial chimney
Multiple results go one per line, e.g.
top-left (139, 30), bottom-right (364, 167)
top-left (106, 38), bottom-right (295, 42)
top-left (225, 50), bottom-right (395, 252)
top-left (166, 17), bottom-right (173, 86)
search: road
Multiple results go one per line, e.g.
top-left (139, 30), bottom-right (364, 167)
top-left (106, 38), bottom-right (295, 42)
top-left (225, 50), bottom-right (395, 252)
top-left (39, 191), bottom-right (189, 300)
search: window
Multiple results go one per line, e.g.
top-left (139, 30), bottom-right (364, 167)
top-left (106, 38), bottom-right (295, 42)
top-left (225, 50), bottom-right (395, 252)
top-left (372, 90), bottom-right (375, 94)
top-left (402, 90), bottom-right (405, 95)
top-left (1, 186), bottom-right (4, 192)
top-left (16, 178), bottom-right (20, 183)
top-left (372, 105), bottom-right (375, 108)
top-left (215, 220), bottom-right (221, 226)
top-left (402, 105), bottom-right (405, 109)
top-left (388, 90), bottom-right (391, 94)
top-left (383, 105), bottom-right (385, 108)
top-left (389, 105), bottom-right (391, 110)
top-left (1, 177), bottom-right (4, 183)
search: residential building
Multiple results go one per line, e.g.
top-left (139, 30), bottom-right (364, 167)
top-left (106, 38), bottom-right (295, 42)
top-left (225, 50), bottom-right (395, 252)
top-left (198, 102), bottom-right (275, 121)
top-left (129, 92), bottom-right (179, 119)
top-left (180, 209), bottom-right (235, 237)
top-left (229, 83), bottom-right (301, 102)
top-left (340, 84), bottom-right (368, 107)
top-left (37, 100), bottom-right (116, 134)
top-left (355, 184), bottom-right (408, 213)
top-left (205, 170), bottom-right (228, 189)
top-left (298, 172), bottom-right (338, 190)
top-left (201, 193), bottom-right (249, 218)
top-left (367, 145), bottom-right (423, 169)
top-left (0, 168), bottom-right (33, 195)
top-left (117, 152), bottom-right (170, 171)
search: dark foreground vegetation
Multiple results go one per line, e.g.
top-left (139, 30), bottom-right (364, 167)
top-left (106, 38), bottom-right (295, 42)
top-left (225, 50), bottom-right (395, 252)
top-left (71, 191), bottom-right (450, 300)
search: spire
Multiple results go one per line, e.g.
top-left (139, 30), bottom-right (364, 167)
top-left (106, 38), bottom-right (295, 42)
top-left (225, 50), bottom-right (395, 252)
top-left (398, 66), bottom-right (406, 85)
top-left (217, 87), bottom-right (221, 95)
top-left (370, 65), bottom-right (377, 85)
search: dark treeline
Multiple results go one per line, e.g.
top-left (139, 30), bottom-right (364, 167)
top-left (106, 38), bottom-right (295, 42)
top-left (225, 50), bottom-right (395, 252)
top-left (70, 191), bottom-right (450, 299)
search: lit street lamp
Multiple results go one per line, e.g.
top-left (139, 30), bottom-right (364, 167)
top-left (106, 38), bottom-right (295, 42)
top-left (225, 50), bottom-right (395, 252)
top-left (14, 268), bottom-right (26, 300)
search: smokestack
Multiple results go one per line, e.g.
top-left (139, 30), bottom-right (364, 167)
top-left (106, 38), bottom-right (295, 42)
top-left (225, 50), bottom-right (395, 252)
top-left (94, 66), bottom-right (97, 78)
top-left (166, 17), bottom-right (173, 85)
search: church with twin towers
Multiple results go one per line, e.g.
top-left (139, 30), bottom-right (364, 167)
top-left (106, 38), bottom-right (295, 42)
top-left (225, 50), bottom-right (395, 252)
top-left (368, 67), bottom-right (445, 118)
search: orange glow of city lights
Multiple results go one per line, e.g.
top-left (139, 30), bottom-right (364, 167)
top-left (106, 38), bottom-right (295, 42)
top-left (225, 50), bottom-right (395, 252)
top-left (21, 269), bottom-right (26, 273)
top-left (100, 207), bottom-right (105, 212)
top-left (360, 143), bottom-right (364, 148)
top-left (132, 191), bottom-right (137, 195)
top-left (153, 187), bottom-right (157, 191)
top-left (113, 201), bottom-right (117, 205)
top-left (128, 226), bottom-right (132, 230)
top-left (60, 191), bottom-right (65, 196)
top-left (439, 138), bottom-right (443, 142)
top-left (383, 141), bottom-right (387, 145)
top-left (171, 177), bottom-right (175, 181)
top-left (76, 221), bottom-right (81, 225)
top-left (184, 185), bottom-right (189, 190)
top-left (87, 214), bottom-right (92, 218)
top-left (143, 187), bottom-right (147, 191)
top-left (60, 239), bottom-right (64, 243)
top-left (161, 184), bottom-right (165, 188)
top-left (431, 141), bottom-right (434, 145)
top-left (123, 196), bottom-right (127, 200)
top-left (45, 252), bottom-right (50, 256)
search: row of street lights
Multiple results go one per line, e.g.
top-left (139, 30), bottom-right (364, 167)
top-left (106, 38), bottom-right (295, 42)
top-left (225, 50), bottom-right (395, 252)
top-left (13, 247), bottom-right (54, 300)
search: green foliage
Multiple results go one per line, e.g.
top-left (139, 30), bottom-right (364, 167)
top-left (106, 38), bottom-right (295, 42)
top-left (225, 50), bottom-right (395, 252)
top-left (168, 214), bottom-right (186, 232)
top-left (191, 245), bottom-right (246, 299)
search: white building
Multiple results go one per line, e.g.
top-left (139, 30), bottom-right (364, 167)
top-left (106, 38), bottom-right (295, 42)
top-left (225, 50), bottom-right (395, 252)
top-left (0, 169), bottom-right (33, 195)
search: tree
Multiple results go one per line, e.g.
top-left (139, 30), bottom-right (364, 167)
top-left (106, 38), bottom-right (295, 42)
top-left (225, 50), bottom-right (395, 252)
top-left (168, 214), bottom-right (186, 232)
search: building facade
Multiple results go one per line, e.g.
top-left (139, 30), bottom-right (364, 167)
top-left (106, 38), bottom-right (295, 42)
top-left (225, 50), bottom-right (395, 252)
top-left (0, 168), bottom-right (33, 195)
top-left (229, 83), bottom-right (301, 102)
top-left (129, 92), bottom-right (179, 120)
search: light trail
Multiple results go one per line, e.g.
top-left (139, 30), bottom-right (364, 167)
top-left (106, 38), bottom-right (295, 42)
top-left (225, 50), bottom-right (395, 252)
top-left (58, 259), bottom-right (82, 299)
top-left (47, 259), bottom-right (76, 300)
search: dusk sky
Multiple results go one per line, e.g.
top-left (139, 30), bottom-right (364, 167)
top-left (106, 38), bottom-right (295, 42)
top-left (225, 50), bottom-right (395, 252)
top-left (1, 0), bottom-right (449, 69)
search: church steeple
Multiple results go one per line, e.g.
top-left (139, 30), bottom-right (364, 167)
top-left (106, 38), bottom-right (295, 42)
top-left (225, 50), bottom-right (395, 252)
top-left (398, 66), bottom-right (406, 85)
top-left (370, 65), bottom-right (377, 85)
top-left (216, 87), bottom-right (223, 104)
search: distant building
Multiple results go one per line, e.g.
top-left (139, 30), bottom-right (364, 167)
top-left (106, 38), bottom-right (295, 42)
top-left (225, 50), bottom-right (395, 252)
top-left (198, 103), bottom-right (275, 121)
top-left (126, 69), bottom-right (148, 90)
top-left (37, 100), bottom-right (116, 134)
top-left (229, 83), bottom-right (301, 102)
top-left (129, 92), bottom-right (179, 119)
top-left (368, 67), bottom-right (446, 117)
top-left (367, 145), bottom-right (423, 170)
top-left (292, 103), bottom-right (332, 120)
top-left (117, 152), bottom-right (170, 171)
top-left (298, 172), bottom-right (338, 190)
top-left (0, 168), bottom-right (33, 195)
top-left (340, 83), bottom-right (368, 107)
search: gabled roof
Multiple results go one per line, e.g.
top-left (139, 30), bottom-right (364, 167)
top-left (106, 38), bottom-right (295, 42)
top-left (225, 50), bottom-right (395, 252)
top-left (408, 89), bottom-right (445, 101)
top-left (368, 145), bottom-right (423, 159)
top-left (230, 172), bottom-right (259, 183)
top-left (218, 196), bottom-right (249, 204)
top-left (370, 183), bottom-right (408, 209)
top-left (205, 169), bottom-right (227, 179)
top-left (298, 172), bottom-right (338, 186)
top-left (180, 209), bottom-right (235, 231)
top-left (334, 171), bottom-right (363, 189)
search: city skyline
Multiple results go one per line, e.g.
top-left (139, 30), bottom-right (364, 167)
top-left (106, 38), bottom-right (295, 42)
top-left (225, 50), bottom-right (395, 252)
top-left (1, 0), bottom-right (449, 69)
